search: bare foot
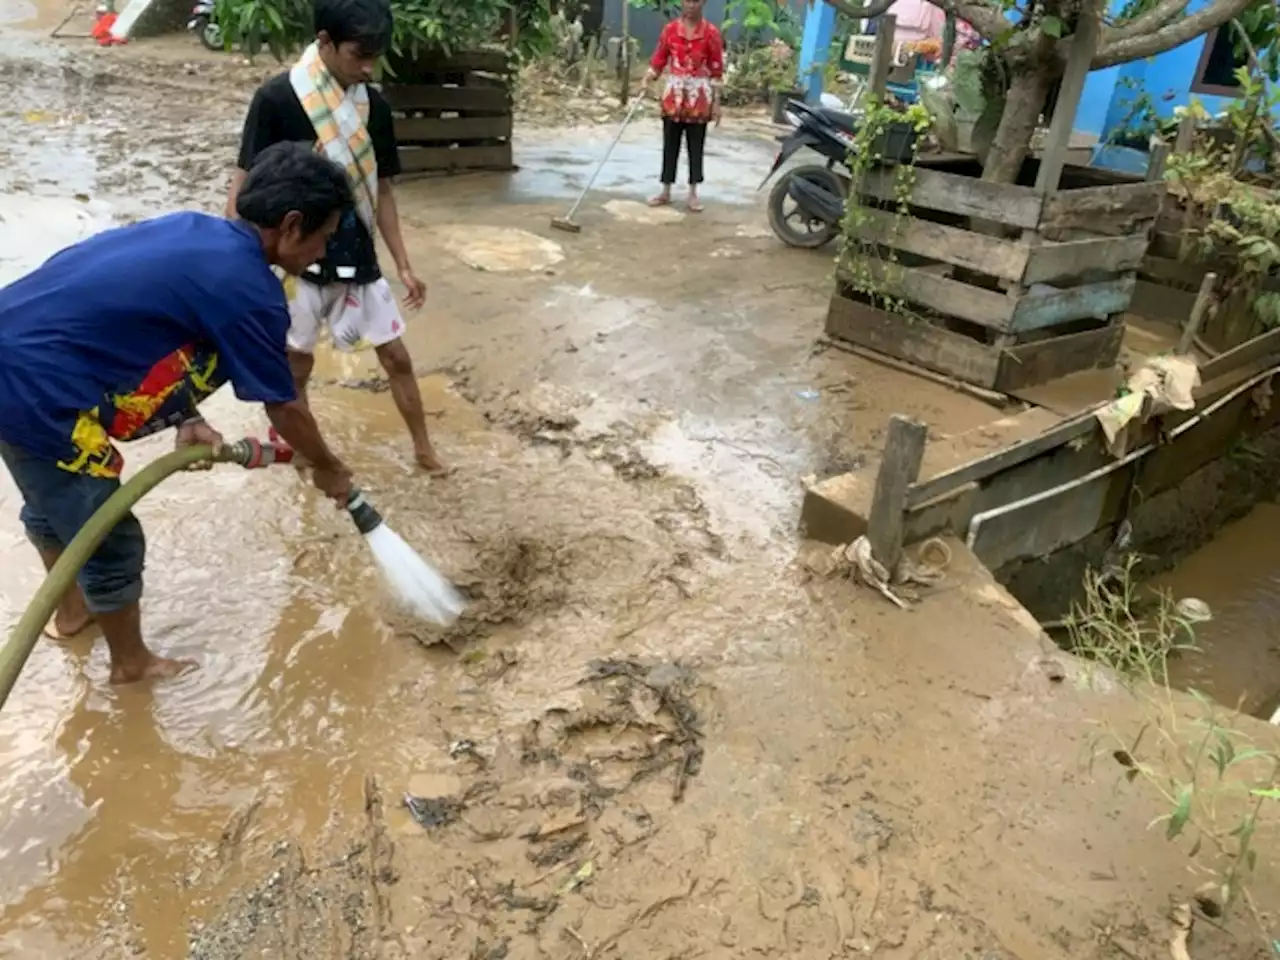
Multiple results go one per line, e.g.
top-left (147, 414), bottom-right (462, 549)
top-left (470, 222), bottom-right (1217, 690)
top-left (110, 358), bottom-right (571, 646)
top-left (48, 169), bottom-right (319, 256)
top-left (648, 193), bottom-right (672, 207)
top-left (415, 448), bottom-right (452, 476)
top-left (109, 654), bottom-right (198, 685)
top-left (44, 611), bottom-right (95, 641)
top-left (687, 196), bottom-right (704, 213)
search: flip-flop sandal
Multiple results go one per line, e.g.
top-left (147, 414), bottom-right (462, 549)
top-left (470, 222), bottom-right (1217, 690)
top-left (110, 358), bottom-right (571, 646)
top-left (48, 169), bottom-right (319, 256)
top-left (648, 196), bottom-right (672, 208)
top-left (687, 201), bottom-right (705, 213)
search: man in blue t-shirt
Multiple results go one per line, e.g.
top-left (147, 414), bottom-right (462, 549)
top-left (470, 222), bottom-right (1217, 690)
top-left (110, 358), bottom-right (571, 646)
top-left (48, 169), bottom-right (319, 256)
top-left (0, 143), bottom-right (357, 685)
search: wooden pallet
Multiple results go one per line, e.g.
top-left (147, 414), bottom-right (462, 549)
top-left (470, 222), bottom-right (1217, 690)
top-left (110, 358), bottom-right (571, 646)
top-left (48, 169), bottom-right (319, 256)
top-left (826, 156), bottom-right (1160, 392)
top-left (1130, 214), bottom-right (1280, 352)
top-left (383, 49), bottom-right (515, 175)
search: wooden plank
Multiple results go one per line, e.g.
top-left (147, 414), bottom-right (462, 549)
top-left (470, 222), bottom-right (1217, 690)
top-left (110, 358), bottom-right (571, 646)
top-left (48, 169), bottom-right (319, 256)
top-left (825, 290), bottom-right (1001, 388)
top-left (1139, 254), bottom-right (1205, 288)
top-left (861, 167), bottom-right (1042, 231)
top-left (1040, 182), bottom-right (1165, 237)
top-left (868, 415), bottom-right (928, 575)
top-left (385, 49), bottom-right (512, 75)
top-left (841, 260), bottom-right (1015, 329)
top-left (905, 411), bottom-right (1101, 509)
top-left (397, 143), bottom-right (515, 174)
top-left (972, 467), bottom-right (1125, 570)
top-left (996, 322), bottom-right (1123, 392)
top-left (1178, 272), bottom-right (1218, 353)
top-left (853, 206), bottom-right (1029, 282)
top-left (1035, 10), bottom-right (1101, 196)
top-left (1022, 235), bottom-right (1150, 285)
top-left (1131, 278), bottom-right (1193, 323)
top-left (868, 14), bottom-right (896, 98)
top-left (1173, 114), bottom-right (1196, 154)
top-left (382, 85), bottom-right (511, 114)
top-left (1200, 326), bottom-right (1280, 382)
top-left (1010, 276), bottom-right (1136, 333)
top-left (394, 115), bottom-right (513, 143)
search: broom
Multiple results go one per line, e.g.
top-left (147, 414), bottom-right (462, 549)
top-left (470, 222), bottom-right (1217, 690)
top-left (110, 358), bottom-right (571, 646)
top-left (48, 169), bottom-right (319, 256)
top-left (551, 96), bottom-right (645, 234)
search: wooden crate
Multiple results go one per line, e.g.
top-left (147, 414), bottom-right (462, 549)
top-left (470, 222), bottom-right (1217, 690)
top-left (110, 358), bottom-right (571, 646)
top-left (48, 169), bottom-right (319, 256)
top-left (382, 49), bottom-right (515, 175)
top-left (826, 157), bottom-right (1162, 392)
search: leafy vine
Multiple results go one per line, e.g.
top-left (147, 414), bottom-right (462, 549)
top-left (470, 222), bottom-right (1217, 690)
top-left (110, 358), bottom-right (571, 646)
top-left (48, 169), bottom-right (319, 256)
top-left (837, 97), bottom-right (932, 317)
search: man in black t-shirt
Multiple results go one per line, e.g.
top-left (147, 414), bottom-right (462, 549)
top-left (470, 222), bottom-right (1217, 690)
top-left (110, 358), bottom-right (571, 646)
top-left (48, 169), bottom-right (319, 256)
top-left (226, 0), bottom-right (446, 473)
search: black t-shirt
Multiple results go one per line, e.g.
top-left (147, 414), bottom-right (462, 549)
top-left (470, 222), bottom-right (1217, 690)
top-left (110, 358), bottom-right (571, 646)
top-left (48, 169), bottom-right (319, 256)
top-left (236, 72), bottom-right (401, 285)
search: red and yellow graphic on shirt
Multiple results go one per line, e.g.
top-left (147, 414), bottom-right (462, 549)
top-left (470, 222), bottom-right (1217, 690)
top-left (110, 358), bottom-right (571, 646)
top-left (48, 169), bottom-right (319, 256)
top-left (57, 344), bottom-right (224, 477)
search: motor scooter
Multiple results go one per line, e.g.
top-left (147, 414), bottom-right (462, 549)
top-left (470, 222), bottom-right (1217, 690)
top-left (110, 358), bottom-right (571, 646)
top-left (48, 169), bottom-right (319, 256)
top-left (187, 0), bottom-right (222, 51)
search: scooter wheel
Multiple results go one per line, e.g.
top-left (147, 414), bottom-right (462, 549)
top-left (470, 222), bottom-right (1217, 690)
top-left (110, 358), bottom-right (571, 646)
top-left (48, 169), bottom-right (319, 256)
top-left (767, 165), bottom-right (843, 249)
top-left (196, 17), bottom-right (222, 50)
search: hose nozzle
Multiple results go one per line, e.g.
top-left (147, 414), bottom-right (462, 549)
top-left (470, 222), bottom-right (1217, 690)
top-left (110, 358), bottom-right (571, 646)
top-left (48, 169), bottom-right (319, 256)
top-left (346, 489), bottom-right (383, 535)
top-left (221, 438), bottom-right (296, 470)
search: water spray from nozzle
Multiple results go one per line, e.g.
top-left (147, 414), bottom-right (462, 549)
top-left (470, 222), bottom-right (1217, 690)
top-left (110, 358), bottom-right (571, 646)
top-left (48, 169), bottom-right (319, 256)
top-left (343, 488), bottom-right (465, 626)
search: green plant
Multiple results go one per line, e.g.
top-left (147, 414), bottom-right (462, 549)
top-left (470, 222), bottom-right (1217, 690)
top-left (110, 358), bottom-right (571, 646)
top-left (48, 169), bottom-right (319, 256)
top-left (212, 0), bottom-right (541, 62)
top-left (1073, 561), bottom-right (1279, 946)
top-left (837, 97), bottom-right (932, 316)
top-left (724, 0), bottom-right (801, 48)
top-left (1064, 558), bottom-right (1197, 683)
top-left (722, 41), bottom-right (799, 104)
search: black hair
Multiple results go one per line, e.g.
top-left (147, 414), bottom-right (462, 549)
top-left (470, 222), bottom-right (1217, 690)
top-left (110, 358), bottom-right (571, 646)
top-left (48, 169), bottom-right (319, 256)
top-left (235, 142), bottom-right (353, 234)
top-left (314, 0), bottom-right (393, 55)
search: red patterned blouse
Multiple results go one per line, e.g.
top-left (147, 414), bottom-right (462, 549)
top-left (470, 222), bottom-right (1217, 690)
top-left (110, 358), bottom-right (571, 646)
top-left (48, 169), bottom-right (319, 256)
top-left (649, 19), bottom-right (725, 124)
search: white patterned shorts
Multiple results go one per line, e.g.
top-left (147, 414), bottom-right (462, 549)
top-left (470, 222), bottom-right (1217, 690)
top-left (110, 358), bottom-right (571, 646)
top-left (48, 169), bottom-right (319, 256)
top-left (286, 277), bottom-right (405, 354)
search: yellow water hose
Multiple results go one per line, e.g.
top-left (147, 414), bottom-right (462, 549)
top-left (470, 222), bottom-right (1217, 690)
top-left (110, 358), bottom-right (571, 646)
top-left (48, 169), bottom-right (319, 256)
top-left (0, 441), bottom-right (276, 710)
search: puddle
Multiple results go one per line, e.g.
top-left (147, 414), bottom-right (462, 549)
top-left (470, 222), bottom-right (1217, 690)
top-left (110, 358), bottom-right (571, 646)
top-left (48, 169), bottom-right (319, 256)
top-left (1155, 502), bottom-right (1280, 718)
top-left (0, 193), bottom-right (113, 285)
top-left (603, 198), bottom-right (685, 224)
top-left (436, 224), bottom-right (565, 272)
top-left (507, 121), bottom-right (776, 206)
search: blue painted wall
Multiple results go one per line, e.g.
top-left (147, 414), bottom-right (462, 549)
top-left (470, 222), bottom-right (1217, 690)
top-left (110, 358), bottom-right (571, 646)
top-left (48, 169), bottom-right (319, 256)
top-left (1080, 0), bottom-right (1278, 143)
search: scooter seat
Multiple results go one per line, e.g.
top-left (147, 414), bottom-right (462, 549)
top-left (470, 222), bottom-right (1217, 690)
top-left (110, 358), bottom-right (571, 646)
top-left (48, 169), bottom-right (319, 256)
top-left (817, 107), bottom-right (859, 136)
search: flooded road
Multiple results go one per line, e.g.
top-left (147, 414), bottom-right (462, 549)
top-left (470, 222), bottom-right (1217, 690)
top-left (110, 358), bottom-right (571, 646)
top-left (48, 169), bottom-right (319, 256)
top-left (2, 14), bottom-right (1278, 960)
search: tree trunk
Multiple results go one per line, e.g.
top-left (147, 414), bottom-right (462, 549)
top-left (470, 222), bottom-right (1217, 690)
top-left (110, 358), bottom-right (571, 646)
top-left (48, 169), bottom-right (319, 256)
top-left (980, 67), bottom-right (1054, 185)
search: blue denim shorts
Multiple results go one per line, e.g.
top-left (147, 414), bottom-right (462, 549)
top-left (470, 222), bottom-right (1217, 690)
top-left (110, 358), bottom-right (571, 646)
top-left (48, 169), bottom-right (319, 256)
top-left (0, 440), bottom-right (145, 614)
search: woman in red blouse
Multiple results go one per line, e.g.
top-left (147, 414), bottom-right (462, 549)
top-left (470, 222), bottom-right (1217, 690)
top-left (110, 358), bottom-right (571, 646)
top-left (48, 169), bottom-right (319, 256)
top-left (640, 0), bottom-right (724, 213)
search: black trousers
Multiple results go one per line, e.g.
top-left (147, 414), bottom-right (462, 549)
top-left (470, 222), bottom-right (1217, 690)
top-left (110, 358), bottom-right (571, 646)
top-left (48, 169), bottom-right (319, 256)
top-left (661, 118), bottom-right (707, 185)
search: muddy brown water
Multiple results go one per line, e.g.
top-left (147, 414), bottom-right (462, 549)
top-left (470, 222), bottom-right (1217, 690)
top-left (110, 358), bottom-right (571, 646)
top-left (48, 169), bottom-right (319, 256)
top-left (1156, 502), bottom-right (1280, 721)
top-left (3, 14), bottom-right (1280, 960)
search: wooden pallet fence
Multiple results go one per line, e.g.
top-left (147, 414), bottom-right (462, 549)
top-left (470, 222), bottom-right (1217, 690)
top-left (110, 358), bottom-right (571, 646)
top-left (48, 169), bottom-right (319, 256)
top-left (1130, 206), bottom-right (1280, 353)
top-left (826, 158), bottom-right (1162, 392)
top-left (382, 49), bottom-right (515, 175)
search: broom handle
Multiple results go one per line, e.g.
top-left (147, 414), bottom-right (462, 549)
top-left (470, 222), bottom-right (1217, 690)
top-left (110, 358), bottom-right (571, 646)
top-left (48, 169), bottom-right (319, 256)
top-left (563, 97), bottom-right (644, 221)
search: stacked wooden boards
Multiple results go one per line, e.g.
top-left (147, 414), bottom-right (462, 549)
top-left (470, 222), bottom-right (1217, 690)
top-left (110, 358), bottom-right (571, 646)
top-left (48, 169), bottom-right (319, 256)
top-left (383, 50), bottom-right (515, 175)
top-left (827, 157), bottom-right (1164, 393)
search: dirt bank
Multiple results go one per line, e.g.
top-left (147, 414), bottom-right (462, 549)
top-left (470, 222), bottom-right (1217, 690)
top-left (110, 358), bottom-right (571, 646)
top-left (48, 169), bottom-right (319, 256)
top-left (0, 10), bottom-right (1277, 960)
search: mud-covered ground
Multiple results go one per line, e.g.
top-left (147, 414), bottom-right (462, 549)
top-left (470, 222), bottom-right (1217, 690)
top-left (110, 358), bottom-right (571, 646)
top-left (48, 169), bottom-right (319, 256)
top-left (0, 7), bottom-right (1278, 960)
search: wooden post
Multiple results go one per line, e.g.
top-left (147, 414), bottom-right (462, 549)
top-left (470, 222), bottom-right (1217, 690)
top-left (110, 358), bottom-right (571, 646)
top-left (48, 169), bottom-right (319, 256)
top-left (1146, 140), bottom-right (1170, 181)
top-left (941, 11), bottom-right (956, 68)
top-left (868, 14), bottom-right (897, 100)
top-left (1173, 113), bottom-right (1195, 154)
top-left (867, 415), bottom-right (928, 577)
top-left (1178, 271), bottom-right (1217, 354)
top-left (619, 0), bottom-right (631, 105)
top-left (1034, 7), bottom-right (1102, 196)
